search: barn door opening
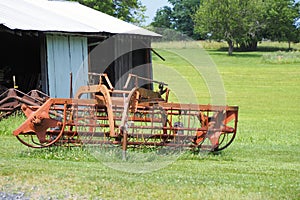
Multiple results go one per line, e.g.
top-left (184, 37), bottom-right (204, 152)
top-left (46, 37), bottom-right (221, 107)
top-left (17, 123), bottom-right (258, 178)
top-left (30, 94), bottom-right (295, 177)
top-left (0, 30), bottom-right (42, 93)
top-left (89, 35), bottom-right (153, 90)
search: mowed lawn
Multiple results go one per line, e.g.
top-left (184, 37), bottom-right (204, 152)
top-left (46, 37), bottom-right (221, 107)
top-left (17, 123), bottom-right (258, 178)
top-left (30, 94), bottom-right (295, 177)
top-left (0, 42), bottom-right (299, 199)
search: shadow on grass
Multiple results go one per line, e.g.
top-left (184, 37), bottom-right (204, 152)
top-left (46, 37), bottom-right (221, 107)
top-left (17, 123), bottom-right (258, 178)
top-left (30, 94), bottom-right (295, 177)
top-left (207, 45), bottom-right (299, 58)
top-left (216, 46), bottom-right (295, 52)
top-left (207, 50), bottom-right (262, 58)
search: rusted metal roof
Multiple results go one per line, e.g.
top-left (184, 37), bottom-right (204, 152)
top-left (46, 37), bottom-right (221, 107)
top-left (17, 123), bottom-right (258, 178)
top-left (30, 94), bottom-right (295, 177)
top-left (0, 0), bottom-right (160, 37)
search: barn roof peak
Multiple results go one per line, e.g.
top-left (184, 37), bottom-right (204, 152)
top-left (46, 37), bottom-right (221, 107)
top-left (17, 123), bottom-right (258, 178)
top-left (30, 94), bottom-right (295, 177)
top-left (0, 0), bottom-right (160, 37)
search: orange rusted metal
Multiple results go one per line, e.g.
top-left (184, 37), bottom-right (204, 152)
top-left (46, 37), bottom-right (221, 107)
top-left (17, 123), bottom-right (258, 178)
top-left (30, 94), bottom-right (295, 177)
top-left (13, 73), bottom-right (238, 152)
top-left (0, 88), bottom-right (49, 119)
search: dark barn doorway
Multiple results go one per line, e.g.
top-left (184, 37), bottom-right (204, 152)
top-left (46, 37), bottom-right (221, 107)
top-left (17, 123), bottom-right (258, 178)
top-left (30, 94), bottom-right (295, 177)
top-left (0, 31), bottom-right (41, 93)
top-left (89, 35), bottom-right (153, 90)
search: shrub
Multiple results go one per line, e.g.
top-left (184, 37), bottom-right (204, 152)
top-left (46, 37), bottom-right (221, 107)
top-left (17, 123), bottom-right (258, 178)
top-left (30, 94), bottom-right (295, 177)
top-left (261, 50), bottom-right (300, 64)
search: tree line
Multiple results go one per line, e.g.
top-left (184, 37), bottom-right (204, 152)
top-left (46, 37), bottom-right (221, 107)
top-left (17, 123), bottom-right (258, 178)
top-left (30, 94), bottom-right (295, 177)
top-left (73, 0), bottom-right (300, 55)
top-left (151, 0), bottom-right (300, 55)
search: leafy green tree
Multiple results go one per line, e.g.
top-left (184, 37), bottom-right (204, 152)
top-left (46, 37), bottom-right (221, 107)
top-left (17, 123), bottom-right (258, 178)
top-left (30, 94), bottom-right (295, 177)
top-left (235, 0), bottom-right (266, 50)
top-left (151, 0), bottom-right (200, 39)
top-left (194, 0), bottom-right (265, 55)
top-left (263, 0), bottom-right (300, 48)
top-left (151, 6), bottom-right (173, 28)
top-left (168, 0), bottom-right (201, 39)
top-left (73, 0), bottom-right (146, 25)
top-left (113, 0), bottom-right (146, 25)
top-left (194, 0), bottom-right (300, 55)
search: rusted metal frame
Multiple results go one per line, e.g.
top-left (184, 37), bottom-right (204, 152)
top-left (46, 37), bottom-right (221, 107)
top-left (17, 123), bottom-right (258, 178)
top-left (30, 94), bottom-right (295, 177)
top-left (14, 98), bottom-right (94, 137)
top-left (47, 98), bottom-right (98, 105)
top-left (126, 116), bottom-right (163, 123)
top-left (26, 90), bottom-right (49, 103)
top-left (232, 110), bottom-right (239, 133)
top-left (71, 121), bottom-right (110, 128)
top-left (74, 85), bottom-right (102, 99)
top-left (0, 95), bottom-right (41, 108)
top-left (88, 72), bottom-right (114, 90)
top-left (44, 130), bottom-right (78, 137)
top-left (0, 89), bottom-right (48, 109)
top-left (119, 87), bottom-right (139, 130)
top-left (12, 73), bottom-right (239, 151)
top-left (123, 73), bottom-right (168, 89)
top-left (79, 84), bottom-right (115, 137)
top-left (103, 73), bottom-right (114, 90)
top-left (150, 107), bottom-right (155, 136)
top-left (155, 102), bottom-right (238, 112)
top-left (159, 104), bottom-right (237, 128)
top-left (0, 89), bottom-right (10, 99)
top-left (79, 140), bottom-right (120, 145)
top-left (126, 142), bottom-right (193, 148)
top-left (168, 106), bottom-right (174, 136)
top-left (125, 133), bottom-right (194, 141)
top-left (126, 125), bottom-right (234, 133)
top-left (0, 105), bottom-right (20, 111)
top-left (119, 87), bottom-right (141, 160)
top-left (111, 90), bottom-right (131, 94)
top-left (187, 107), bottom-right (191, 137)
top-left (79, 139), bottom-right (197, 148)
top-left (0, 88), bottom-right (42, 105)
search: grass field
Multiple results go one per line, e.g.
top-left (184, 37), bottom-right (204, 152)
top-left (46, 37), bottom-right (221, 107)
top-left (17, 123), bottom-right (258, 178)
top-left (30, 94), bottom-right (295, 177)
top-left (0, 41), bottom-right (299, 199)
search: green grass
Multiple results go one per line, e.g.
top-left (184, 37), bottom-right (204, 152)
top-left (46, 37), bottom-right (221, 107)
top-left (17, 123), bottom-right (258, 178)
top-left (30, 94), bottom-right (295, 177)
top-left (0, 41), bottom-right (300, 199)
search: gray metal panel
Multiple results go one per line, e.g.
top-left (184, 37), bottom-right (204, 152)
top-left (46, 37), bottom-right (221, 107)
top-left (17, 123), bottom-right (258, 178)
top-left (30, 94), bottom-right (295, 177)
top-left (46, 35), bottom-right (88, 98)
top-left (0, 0), bottom-right (160, 37)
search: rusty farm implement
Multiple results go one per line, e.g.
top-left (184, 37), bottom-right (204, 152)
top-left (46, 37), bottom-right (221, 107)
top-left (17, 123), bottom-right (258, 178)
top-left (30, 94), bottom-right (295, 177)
top-left (13, 73), bottom-right (238, 154)
top-left (0, 88), bottom-right (49, 119)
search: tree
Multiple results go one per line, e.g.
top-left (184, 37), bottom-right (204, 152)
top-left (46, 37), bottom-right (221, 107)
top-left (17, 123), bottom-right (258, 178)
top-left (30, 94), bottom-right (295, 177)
top-left (194, 0), bottom-right (265, 55)
top-left (151, 6), bottom-right (173, 29)
top-left (151, 0), bottom-right (201, 39)
top-left (194, 0), bottom-right (300, 55)
top-left (72, 0), bottom-right (146, 25)
top-left (168, 0), bottom-right (201, 39)
top-left (263, 0), bottom-right (300, 49)
top-left (113, 0), bottom-right (146, 25)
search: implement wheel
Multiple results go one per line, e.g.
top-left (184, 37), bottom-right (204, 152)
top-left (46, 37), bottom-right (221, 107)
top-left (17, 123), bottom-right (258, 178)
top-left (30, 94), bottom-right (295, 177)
top-left (13, 99), bottom-right (75, 148)
top-left (213, 131), bottom-right (237, 152)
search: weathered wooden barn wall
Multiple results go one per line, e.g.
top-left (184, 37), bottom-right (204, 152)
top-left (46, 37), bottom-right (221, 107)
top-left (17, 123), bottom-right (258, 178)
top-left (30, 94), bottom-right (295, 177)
top-left (46, 35), bottom-right (88, 98)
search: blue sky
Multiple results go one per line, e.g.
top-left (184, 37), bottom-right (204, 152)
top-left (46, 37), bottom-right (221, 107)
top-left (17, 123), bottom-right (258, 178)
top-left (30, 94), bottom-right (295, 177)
top-left (140, 0), bottom-right (171, 25)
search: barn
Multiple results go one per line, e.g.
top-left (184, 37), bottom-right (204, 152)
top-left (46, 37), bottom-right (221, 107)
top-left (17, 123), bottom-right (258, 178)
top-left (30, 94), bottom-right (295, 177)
top-left (0, 0), bottom-right (160, 98)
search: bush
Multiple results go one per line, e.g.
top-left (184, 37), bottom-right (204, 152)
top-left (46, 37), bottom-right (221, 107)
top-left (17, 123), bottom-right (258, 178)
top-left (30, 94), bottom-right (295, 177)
top-left (261, 50), bottom-right (300, 64)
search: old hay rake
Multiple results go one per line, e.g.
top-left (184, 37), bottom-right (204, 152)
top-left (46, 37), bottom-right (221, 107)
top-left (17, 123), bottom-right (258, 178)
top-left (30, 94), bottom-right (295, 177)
top-left (0, 88), bottom-right (49, 119)
top-left (13, 73), bottom-right (238, 155)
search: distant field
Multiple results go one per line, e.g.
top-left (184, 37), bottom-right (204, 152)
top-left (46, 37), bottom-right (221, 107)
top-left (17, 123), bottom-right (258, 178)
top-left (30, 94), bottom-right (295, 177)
top-left (0, 41), bottom-right (299, 199)
top-left (153, 40), bottom-right (300, 50)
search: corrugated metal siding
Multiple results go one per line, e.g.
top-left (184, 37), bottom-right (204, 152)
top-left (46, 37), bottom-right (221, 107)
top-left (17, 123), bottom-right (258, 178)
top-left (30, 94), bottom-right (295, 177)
top-left (46, 35), bottom-right (88, 98)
